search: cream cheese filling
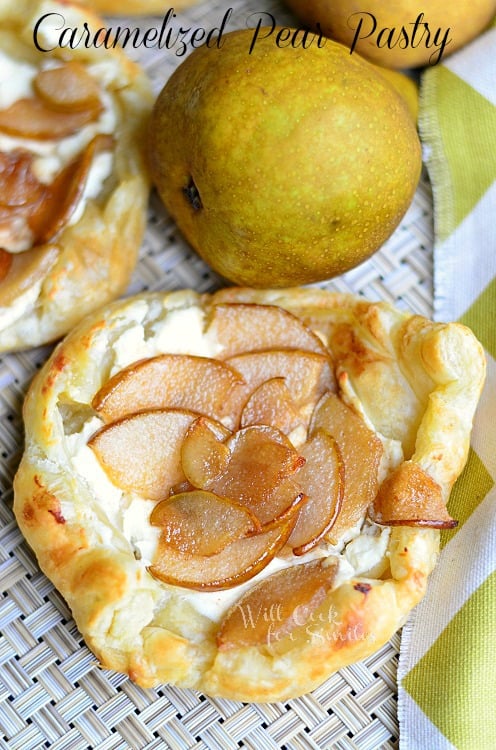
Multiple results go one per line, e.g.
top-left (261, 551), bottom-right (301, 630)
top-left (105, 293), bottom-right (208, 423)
top-left (63, 306), bottom-right (398, 623)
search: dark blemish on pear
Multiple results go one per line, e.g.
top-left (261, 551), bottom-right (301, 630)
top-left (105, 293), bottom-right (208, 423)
top-left (183, 177), bottom-right (202, 211)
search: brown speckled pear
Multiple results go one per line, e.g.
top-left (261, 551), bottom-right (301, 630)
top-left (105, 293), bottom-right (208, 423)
top-left (149, 29), bottom-right (421, 287)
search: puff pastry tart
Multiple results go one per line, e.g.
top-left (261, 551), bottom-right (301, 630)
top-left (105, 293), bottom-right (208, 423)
top-left (0, 1), bottom-right (152, 352)
top-left (14, 287), bottom-right (486, 702)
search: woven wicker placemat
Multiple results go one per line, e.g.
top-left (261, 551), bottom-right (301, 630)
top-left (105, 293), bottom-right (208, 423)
top-left (0, 2), bottom-right (434, 748)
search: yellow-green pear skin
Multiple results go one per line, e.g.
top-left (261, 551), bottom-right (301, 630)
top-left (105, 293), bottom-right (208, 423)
top-left (284, 0), bottom-right (496, 69)
top-left (370, 65), bottom-right (419, 122)
top-left (149, 29), bottom-right (422, 288)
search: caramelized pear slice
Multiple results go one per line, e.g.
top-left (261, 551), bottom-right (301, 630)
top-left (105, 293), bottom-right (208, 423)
top-left (240, 377), bottom-right (302, 435)
top-left (207, 425), bottom-right (306, 525)
top-left (29, 134), bottom-right (113, 244)
top-left (88, 409), bottom-right (208, 500)
top-left (92, 353), bottom-right (245, 427)
top-left (168, 480), bottom-right (195, 497)
top-left (371, 460), bottom-right (458, 528)
top-left (0, 244), bottom-right (59, 307)
top-left (181, 417), bottom-right (307, 525)
top-left (259, 479), bottom-right (308, 530)
top-left (0, 150), bottom-right (46, 208)
top-left (0, 96), bottom-right (102, 140)
top-left (0, 136), bottom-right (112, 250)
top-left (207, 302), bottom-right (332, 359)
top-left (0, 150), bottom-right (48, 251)
top-left (0, 249), bottom-right (12, 282)
top-left (148, 515), bottom-right (295, 590)
top-left (311, 393), bottom-right (383, 544)
top-left (33, 62), bottom-right (102, 114)
top-left (227, 349), bottom-right (335, 426)
top-left (150, 490), bottom-right (261, 556)
top-left (181, 417), bottom-right (231, 489)
top-left (217, 558), bottom-right (339, 649)
top-left (288, 430), bottom-right (345, 555)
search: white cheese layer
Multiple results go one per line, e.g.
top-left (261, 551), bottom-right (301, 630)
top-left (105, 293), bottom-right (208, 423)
top-left (0, 51), bottom-right (35, 107)
top-left (63, 306), bottom-right (396, 623)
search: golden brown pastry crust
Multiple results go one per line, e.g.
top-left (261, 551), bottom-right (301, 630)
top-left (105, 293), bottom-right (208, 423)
top-left (0, 0), bottom-right (152, 352)
top-left (13, 288), bottom-right (486, 701)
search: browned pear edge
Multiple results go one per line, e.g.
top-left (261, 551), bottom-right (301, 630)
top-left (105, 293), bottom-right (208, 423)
top-left (149, 489), bottom-right (263, 557)
top-left (205, 302), bottom-right (333, 361)
top-left (91, 352), bottom-right (245, 423)
top-left (292, 434), bottom-right (346, 556)
top-left (147, 515), bottom-right (296, 591)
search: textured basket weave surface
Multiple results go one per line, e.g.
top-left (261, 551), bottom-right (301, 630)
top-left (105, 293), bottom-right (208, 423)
top-left (0, 2), bottom-right (433, 748)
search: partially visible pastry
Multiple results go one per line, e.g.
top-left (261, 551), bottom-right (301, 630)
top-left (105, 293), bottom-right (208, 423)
top-left (0, 1), bottom-right (152, 352)
top-left (81, 1), bottom-right (198, 14)
top-left (13, 287), bottom-right (486, 702)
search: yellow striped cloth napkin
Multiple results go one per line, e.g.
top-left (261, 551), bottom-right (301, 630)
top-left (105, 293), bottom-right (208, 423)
top-left (398, 21), bottom-right (496, 750)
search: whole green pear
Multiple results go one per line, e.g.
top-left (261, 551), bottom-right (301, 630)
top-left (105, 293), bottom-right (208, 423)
top-left (149, 29), bottom-right (421, 287)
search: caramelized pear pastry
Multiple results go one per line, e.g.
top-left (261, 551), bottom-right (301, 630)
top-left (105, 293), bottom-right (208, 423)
top-left (0, 1), bottom-right (152, 352)
top-left (14, 288), bottom-right (486, 701)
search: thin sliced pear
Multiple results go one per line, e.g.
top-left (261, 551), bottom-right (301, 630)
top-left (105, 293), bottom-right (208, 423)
top-left (259, 479), bottom-right (308, 530)
top-left (148, 515), bottom-right (295, 590)
top-left (288, 430), bottom-right (344, 555)
top-left (29, 134), bottom-right (114, 244)
top-left (217, 558), bottom-right (339, 649)
top-left (33, 62), bottom-right (102, 114)
top-left (182, 417), bottom-right (307, 526)
top-left (0, 150), bottom-right (48, 252)
top-left (311, 393), bottom-right (383, 544)
top-left (0, 136), bottom-right (113, 249)
top-left (227, 348), bottom-right (335, 427)
top-left (0, 150), bottom-right (46, 208)
top-left (0, 244), bottom-right (59, 307)
top-left (0, 249), bottom-right (12, 282)
top-left (168, 480), bottom-right (195, 496)
top-left (240, 377), bottom-right (302, 435)
top-left (88, 409), bottom-right (218, 500)
top-left (207, 302), bottom-right (331, 359)
top-left (150, 490), bottom-right (261, 556)
top-left (181, 417), bottom-right (231, 489)
top-left (206, 425), bottom-right (306, 525)
top-left (371, 460), bottom-right (458, 528)
top-left (0, 96), bottom-right (102, 140)
top-left (92, 353), bottom-right (245, 427)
